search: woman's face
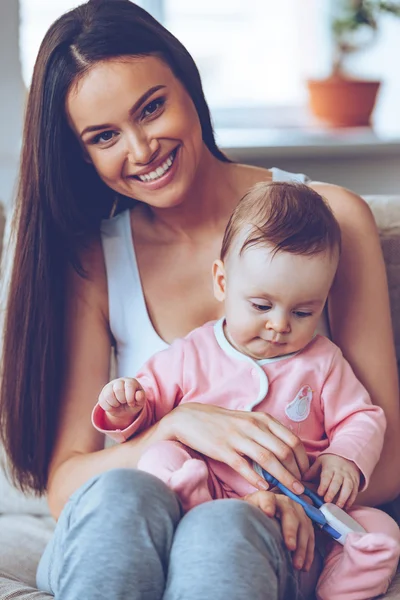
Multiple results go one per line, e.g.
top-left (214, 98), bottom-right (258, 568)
top-left (66, 55), bottom-right (205, 208)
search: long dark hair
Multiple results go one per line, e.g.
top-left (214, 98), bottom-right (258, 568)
top-left (0, 0), bottom-right (229, 494)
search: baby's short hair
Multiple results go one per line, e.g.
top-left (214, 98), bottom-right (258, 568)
top-left (220, 181), bottom-right (341, 261)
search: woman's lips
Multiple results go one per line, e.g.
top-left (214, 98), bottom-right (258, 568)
top-left (130, 147), bottom-right (180, 191)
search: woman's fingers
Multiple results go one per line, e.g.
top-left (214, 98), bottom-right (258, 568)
top-left (303, 530), bottom-right (316, 573)
top-left (276, 496), bottom-right (314, 571)
top-left (276, 498), bottom-right (300, 553)
top-left (263, 416), bottom-right (310, 477)
top-left (257, 491), bottom-right (277, 517)
top-left (239, 412), bottom-right (308, 481)
top-left (225, 451), bottom-right (270, 491)
top-left (247, 426), bottom-right (302, 480)
top-left (230, 437), bottom-right (304, 495)
top-left (293, 514), bottom-right (315, 571)
top-left (244, 490), bottom-right (277, 517)
top-left (170, 404), bottom-right (307, 493)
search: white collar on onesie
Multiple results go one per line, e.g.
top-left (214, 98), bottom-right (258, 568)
top-left (213, 318), bottom-right (300, 410)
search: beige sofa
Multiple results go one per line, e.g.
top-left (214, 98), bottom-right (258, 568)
top-left (1, 195), bottom-right (400, 599)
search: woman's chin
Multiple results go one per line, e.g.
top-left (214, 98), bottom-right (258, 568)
top-left (124, 181), bottom-right (190, 210)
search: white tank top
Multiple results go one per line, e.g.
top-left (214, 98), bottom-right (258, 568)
top-left (101, 168), bottom-right (330, 376)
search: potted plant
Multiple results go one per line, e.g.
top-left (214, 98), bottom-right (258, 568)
top-left (307, 0), bottom-right (400, 127)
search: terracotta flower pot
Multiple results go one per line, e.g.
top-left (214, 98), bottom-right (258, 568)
top-left (307, 75), bottom-right (381, 128)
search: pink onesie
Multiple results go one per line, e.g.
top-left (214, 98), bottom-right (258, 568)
top-left (93, 318), bottom-right (400, 600)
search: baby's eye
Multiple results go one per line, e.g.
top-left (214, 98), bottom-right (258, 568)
top-left (293, 311), bottom-right (312, 318)
top-left (252, 303), bottom-right (272, 312)
top-left (141, 97), bottom-right (165, 119)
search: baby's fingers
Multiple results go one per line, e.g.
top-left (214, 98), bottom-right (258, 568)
top-left (336, 477), bottom-right (355, 509)
top-left (112, 379), bottom-right (129, 405)
top-left (323, 472), bottom-right (343, 504)
top-left (303, 460), bottom-right (321, 483)
top-left (317, 465), bottom-right (334, 498)
top-left (98, 383), bottom-right (122, 410)
top-left (123, 379), bottom-right (143, 406)
top-left (345, 487), bottom-right (359, 511)
top-left (134, 389), bottom-right (146, 406)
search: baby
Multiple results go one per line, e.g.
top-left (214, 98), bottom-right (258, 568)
top-left (93, 182), bottom-right (400, 600)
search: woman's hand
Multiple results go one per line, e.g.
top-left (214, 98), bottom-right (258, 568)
top-left (163, 403), bottom-right (308, 494)
top-left (244, 491), bottom-right (315, 571)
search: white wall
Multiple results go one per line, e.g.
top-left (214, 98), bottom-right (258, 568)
top-left (0, 0), bottom-right (24, 210)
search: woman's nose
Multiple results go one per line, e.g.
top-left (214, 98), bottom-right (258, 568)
top-left (126, 128), bottom-right (159, 166)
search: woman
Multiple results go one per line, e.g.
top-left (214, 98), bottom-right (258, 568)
top-left (0, 1), bottom-right (398, 598)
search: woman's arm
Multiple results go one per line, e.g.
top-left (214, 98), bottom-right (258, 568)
top-left (311, 182), bottom-right (400, 505)
top-left (47, 239), bottom-right (172, 518)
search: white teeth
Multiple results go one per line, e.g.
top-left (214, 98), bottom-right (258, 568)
top-left (138, 152), bottom-right (175, 182)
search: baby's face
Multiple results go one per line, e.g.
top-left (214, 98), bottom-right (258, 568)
top-left (215, 244), bottom-right (338, 360)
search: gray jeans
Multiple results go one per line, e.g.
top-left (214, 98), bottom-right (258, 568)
top-left (37, 469), bottom-right (318, 599)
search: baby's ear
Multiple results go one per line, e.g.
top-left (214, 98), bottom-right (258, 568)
top-left (212, 259), bottom-right (226, 302)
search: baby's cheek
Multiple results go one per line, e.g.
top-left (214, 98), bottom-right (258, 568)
top-left (227, 317), bottom-right (248, 340)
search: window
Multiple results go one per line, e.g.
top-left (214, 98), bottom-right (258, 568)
top-left (19, 0), bottom-right (80, 86)
top-left (19, 0), bottom-right (330, 128)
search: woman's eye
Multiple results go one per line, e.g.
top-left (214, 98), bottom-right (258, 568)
top-left (252, 303), bottom-right (271, 312)
top-left (294, 311), bottom-right (312, 318)
top-left (141, 98), bottom-right (165, 119)
top-left (92, 131), bottom-right (115, 144)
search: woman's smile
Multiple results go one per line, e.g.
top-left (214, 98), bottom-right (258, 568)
top-left (128, 146), bottom-right (180, 190)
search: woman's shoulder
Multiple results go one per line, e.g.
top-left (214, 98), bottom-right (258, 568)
top-left (230, 163), bottom-right (273, 192)
top-left (77, 234), bottom-right (107, 276)
top-left (231, 163), bottom-right (310, 190)
top-left (309, 181), bottom-right (376, 230)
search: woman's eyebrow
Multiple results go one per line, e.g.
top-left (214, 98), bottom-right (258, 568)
top-left (80, 84), bottom-right (167, 138)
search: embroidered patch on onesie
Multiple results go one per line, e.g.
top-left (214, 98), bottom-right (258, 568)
top-left (285, 385), bottom-right (313, 422)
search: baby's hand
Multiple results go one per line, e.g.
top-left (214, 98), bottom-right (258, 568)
top-left (243, 491), bottom-right (315, 572)
top-left (98, 377), bottom-right (146, 428)
top-left (303, 454), bottom-right (360, 509)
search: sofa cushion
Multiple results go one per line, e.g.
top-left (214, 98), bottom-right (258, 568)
top-left (0, 452), bottom-right (49, 515)
top-left (0, 514), bottom-right (54, 587)
top-left (364, 195), bottom-right (400, 368)
top-left (0, 575), bottom-right (53, 599)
